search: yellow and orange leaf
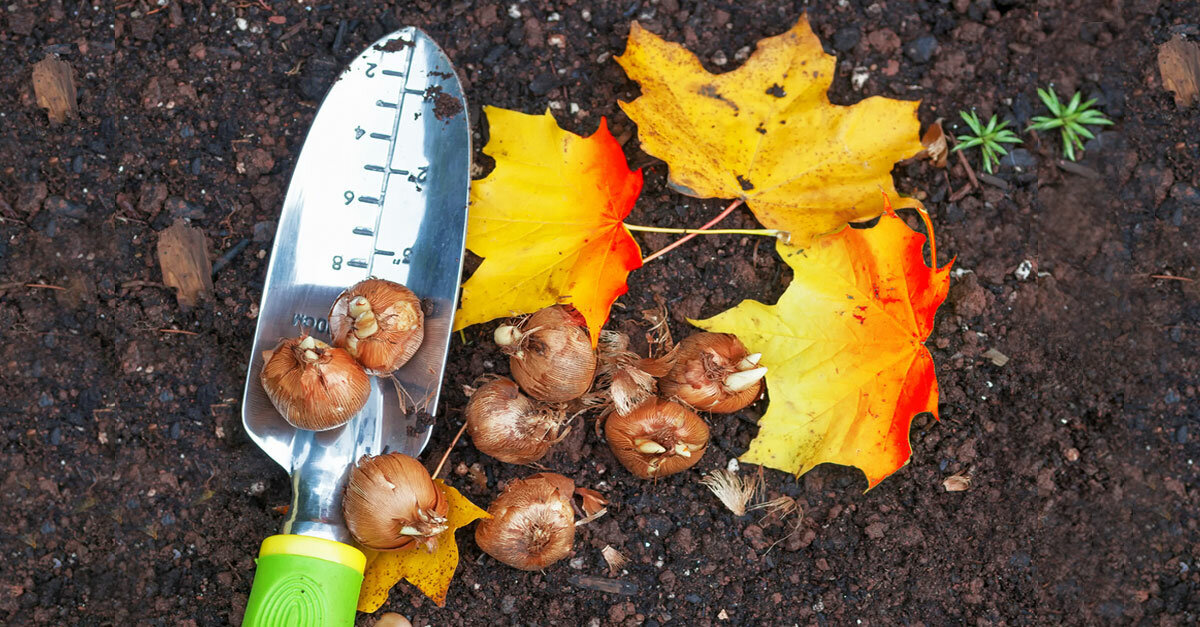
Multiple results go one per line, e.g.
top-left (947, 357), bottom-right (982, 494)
top-left (357, 480), bottom-right (489, 611)
top-left (455, 107), bottom-right (644, 344)
top-left (695, 214), bottom-right (952, 489)
top-left (616, 17), bottom-right (924, 248)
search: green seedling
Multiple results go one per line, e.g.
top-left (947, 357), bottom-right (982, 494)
top-left (950, 111), bottom-right (1022, 175)
top-left (1027, 87), bottom-right (1113, 161)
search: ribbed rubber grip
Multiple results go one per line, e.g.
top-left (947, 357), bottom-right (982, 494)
top-left (243, 535), bottom-right (364, 627)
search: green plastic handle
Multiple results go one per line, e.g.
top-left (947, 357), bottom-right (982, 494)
top-left (243, 534), bottom-right (365, 627)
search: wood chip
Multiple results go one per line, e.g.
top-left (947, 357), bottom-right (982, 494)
top-left (1055, 159), bottom-right (1100, 179)
top-left (156, 219), bottom-right (213, 307)
top-left (1158, 35), bottom-right (1200, 108)
top-left (943, 474), bottom-right (971, 492)
top-left (983, 348), bottom-right (1009, 367)
top-left (919, 118), bottom-right (948, 168)
top-left (32, 55), bottom-right (77, 125)
top-left (976, 172), bottom-right (1008, 190)
top-left (567, 575), bottom-right (638, 595)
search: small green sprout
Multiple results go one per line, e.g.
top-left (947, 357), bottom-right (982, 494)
top-left (950, 111), bottom-right (1022, 175)
top-left (1027, 87), bottom-right (1113, 161)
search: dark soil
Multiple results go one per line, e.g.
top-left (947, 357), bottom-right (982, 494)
top-left (2, 1), bottom-right (1198, 625)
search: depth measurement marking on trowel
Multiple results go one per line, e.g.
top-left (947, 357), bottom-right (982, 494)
top-left (337, 39), bottom-right (431, 279)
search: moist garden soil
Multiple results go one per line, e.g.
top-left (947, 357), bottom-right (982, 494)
top-left (2, 0), bottom-right (1198, 625)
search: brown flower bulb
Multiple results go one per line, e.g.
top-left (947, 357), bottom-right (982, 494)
top-left (474, 473), bottom-right (576, 570)
top-left (465, 377), bottom-right (569, 464)
top-left (605, 398), bottom-right (709, 478)
top-left (329, 278), bottom-right (424, 375)
top-left (493, 305), bottom-right (596, 403)
top-left (343, 453), bottom-right (449, 552)
top-left (260, 335), bottom-right (370, 431)
top-left (659, 332), bottom-right (766, 413)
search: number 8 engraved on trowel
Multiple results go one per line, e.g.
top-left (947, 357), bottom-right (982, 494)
top-left (292, 313), bottom-right (329, 334)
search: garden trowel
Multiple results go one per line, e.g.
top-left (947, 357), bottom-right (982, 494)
top-left (238, 28), bottom-right (469, 626)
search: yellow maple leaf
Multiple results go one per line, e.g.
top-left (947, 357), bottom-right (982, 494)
top-left (454, 107), bottom-right (644, 344)
top-left (357, 480), bottom-right (489, 611)
top-left (616, 17), bottom-right (924, 248)
top-left (695, 213), bottom-right (951, 489)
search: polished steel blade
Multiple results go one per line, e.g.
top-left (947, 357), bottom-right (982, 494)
top-left (240, 27), bottom-right (469, 542)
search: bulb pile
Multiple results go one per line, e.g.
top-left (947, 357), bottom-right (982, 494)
top-left (258, 277), bottom-right (426, 432)
top-left (472, 308), bottom-right (765, 482)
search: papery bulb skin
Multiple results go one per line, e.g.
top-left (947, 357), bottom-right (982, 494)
top-left (343, 453), bottom-right (449, 552)
top-left (659, 332), bottom-right (765, 413)
top-left (605, 398), bottom-right (709, 478)
top-left (474, 473), bottom-right (576, 570)
top-left (329, 278), bottom-right (424, 375)
top-left (260, 335), bottom-right (370, 431)
top-left (594, 330), bottom-right (675, 416)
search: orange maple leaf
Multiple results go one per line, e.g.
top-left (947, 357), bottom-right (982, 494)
top-left (696, 213), bottom-right (952, 489)
top-left (454, 108), bottom-right (644, 344)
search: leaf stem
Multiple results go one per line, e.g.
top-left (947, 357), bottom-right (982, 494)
top-left (640, 199), bottom-right (766, 264)
top-left (431, 419), bottom-right (470, 481)
top-left (914, 206), bottom-right (938, 267)
top-left (625, 224), bottom-right (783, 237)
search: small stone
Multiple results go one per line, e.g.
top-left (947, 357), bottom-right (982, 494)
top-left (45, 195), bottom-right (86, 219)
top-left (17, 182), bottom-right (48, 214)
top-left (1170, 183), bottom-right (1200, 205)
top-left (500, 595), bottom-right (517, 614)
top-left (865, 521), bottom-right (889, 538)
top-left (253, 221), bottom-right (276, 242)
top-left (711, 50), bottom-right (728, 67)
top-left (851, 66), bottom-right (870, 91)
top-left (668, 527), bottom-right (695, 556)
top-left (743, 524), bottom-right (769, 550)
top-left (866, 28), bottom-right (901, 55)
top-left (1176, 425), bottom-right (1189, 443)
top-left (165, 197), bottom-right (205, 219)
top-left (529, 72), bottom-right (558, 95)
top-left (1014, 260), bottom-right (1033, 281)
top-left (904, 35), bottom-right (939, 63)
top-left (1064, 448), bottom-right (1080, 462)
top-left (1001, 148), bottom-right (1037, 170)
top-left (138, 183), bottom-right (168, 216)
top-left (833, 26), bottom-right (860, 52)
